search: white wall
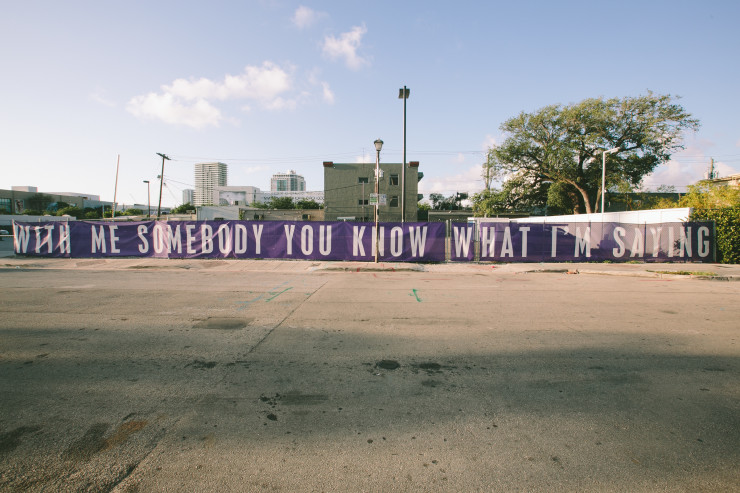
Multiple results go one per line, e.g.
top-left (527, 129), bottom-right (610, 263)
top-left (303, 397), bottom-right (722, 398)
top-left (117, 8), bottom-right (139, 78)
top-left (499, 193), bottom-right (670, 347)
top-left (474, 208), bottom-right (692, 225)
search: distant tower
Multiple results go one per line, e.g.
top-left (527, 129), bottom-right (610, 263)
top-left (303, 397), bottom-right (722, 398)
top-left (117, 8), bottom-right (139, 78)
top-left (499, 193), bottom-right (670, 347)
top-left (194, 162), bottom-right (228, 206)
top-left (183, 189), bottom-right (194, 205)
top-left (271, 170), bottom-right (306, 192)
top-left (704, 158), bottom-right (718, 180)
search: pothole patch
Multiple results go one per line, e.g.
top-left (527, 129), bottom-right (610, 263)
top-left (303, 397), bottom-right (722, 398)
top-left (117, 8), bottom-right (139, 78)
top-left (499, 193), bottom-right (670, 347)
top-left (193, 317), bottom-right (249, 330)
top-left (376, 360), bottom-right (400, 370)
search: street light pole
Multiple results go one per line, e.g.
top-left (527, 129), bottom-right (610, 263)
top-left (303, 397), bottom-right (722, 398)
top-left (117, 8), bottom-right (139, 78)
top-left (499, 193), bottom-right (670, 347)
top-left (143, 180), bottom-right (151, 218)
top-left (601, 147), bottom-right (619, 217)
top-left (398, 86), bottom-right (410, 222)
top-left (374, 138), bottom-right (383, 263)
top-left (156, 153), bottom-right (170, 219)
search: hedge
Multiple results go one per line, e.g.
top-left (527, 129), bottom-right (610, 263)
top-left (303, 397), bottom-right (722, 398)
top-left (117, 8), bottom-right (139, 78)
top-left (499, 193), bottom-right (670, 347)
top-left (691, 206), bottom-right (740, 264)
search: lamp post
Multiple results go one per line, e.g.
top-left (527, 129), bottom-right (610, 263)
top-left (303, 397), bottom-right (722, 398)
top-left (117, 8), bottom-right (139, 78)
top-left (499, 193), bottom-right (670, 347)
top-left (601, 147), bottom-right (619, 217)
top-left (143, 180), bottom-right (151, 218)
top-left (374, 138), bottom-right (383, 263)
top-left (398, 86), bottom-right (410, 222)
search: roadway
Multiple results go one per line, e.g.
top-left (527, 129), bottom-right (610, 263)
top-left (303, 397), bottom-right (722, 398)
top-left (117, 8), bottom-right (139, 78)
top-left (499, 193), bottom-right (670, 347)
top-left (1, 257), bottom-right (739, 491)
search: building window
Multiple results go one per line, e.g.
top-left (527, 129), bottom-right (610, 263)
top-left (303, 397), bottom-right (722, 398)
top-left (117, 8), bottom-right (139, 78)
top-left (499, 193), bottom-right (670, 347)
top-left (358, 177), bottom-right (369, 184)
top-left (358, 199), bottom-right (368, 205)
top-left (390, 195), bottom-right (399, 207)
top-left (389, 174), bottom-right (399, 186)
top-left (0, 198), bottom-right (10, 214)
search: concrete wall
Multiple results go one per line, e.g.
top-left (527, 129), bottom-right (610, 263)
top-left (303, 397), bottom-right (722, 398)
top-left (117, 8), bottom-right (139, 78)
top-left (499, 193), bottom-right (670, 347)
top-left (196, 206), bottom-right (324, 222)
top-left (473, 208), bottom-right (693, 225)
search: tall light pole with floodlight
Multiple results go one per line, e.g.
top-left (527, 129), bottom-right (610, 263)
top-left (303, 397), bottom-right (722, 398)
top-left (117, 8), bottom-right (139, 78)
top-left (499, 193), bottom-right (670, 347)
top-left (601, 147), bottom-right (619, 217)
top-left (374, 138), bottom-right (383, 263)
top-left (398, 86), bottom-right (410, 222)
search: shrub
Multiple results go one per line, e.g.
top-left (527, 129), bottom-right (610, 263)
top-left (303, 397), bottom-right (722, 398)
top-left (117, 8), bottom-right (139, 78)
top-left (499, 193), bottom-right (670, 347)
top-left (691, 206), bottom-right (740, 264)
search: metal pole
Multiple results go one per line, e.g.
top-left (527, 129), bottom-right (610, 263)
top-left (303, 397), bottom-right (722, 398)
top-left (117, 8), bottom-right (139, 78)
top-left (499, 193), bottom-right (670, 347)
top-left (399, 86), bottom-right (409, 223)
top-left (112, 154), bottom-right (120, 219)
top-left (375, 148), bottom-right (380, 263)
top-left (143, 180), bottom-right (150, 218)
top-left (156, 153), bottom-right (170, 219)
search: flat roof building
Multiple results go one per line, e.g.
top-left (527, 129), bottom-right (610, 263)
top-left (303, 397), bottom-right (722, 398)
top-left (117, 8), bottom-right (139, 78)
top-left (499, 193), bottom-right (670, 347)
top-left (271, 170), bottom-right (306, 192)
top-left (194, 162), bottom-right (228, 206)
top-left (323, 161), bottom-right (422, 222)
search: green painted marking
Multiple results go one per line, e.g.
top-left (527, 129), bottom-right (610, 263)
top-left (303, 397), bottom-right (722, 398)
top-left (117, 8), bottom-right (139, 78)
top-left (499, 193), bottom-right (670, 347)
top-left (412, 289), bottom-right (422, 302)
top-left (266, 287), bottom-right (292, 302)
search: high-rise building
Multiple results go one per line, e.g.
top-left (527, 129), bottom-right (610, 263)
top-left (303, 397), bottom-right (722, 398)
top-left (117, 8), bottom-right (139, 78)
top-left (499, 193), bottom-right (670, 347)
top-left (182, 189), bottom-right (194, 205)
top-left (194, 162), bottom-right (227, 206)
top-left (271, 170), bottom-right (306, 192)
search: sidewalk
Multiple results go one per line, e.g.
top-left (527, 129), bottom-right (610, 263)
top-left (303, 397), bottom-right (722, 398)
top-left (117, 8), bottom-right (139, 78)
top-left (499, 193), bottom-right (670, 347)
top-left (2, 239), bottom-right (739, 281)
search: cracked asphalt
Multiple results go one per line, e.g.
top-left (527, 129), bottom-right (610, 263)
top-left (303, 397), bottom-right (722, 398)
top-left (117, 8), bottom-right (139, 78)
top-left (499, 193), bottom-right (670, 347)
top-left (1, 257), bottom-right (739, 492)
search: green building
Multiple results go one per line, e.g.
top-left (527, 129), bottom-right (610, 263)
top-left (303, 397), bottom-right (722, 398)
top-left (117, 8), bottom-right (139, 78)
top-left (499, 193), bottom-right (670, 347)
top-left (323, 161), bottom-right (422, 222)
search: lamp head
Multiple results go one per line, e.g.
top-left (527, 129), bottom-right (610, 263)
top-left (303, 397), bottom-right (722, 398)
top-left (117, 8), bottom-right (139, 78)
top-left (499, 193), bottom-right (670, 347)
top-left (374, 139), bottom-right (384, 152)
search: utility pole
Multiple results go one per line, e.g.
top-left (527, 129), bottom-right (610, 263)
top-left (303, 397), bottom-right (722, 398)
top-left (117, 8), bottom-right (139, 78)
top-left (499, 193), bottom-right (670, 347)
top-left (112, 155), bottom-right (120, 219)
top-left (156, 153), bottom-right (170, 219)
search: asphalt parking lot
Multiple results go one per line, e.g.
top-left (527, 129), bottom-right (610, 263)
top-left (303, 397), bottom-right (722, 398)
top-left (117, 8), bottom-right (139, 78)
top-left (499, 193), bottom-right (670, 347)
top-left (1, 254), bottom-right (739, 491)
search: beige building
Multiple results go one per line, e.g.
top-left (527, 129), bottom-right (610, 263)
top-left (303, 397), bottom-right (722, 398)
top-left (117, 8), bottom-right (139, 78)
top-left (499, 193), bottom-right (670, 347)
top-left (323, 161), bottom-right (422, 222)
top-left (194, 162), bottom-right (228, 206)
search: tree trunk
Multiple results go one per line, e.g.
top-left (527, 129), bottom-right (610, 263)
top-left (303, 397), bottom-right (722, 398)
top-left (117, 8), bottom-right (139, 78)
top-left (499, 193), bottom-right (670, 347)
top-left (567, 181), bottom-right (594, 214)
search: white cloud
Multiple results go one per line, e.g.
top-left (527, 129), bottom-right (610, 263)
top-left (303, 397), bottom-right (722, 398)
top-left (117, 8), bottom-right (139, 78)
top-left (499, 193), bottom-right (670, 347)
top-left (482, 134), bottom-right (498, 149)
top-left (642, 142), bottom-right (740, 190)
top-left (322, 25), bottom-right (369, 70)
top-left (322, 82), bottom-right (335, 104)
top-left (292, 6), bottom-right (326, 29)
top-left (126, 92), bottom-right (222, 129)
top-left (418, 165), bottom-right (484, 200)
top-left (127, 62), bottom-right (316, 128)
top-left (90, 89), bottom-right (116, 107)
top-left (166, 62), bottom-right (293, 102)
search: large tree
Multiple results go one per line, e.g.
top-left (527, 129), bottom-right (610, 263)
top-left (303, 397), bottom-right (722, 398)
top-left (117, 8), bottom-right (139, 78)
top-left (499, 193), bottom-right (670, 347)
top-left (488, 92), bottom-right (699, 214)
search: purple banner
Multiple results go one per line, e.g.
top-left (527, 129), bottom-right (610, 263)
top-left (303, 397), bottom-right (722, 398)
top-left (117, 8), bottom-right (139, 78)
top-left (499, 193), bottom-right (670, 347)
top-left (12, 220), bottom-right (714, 262)
top-left (474, 222), bottom-right (715, 262)
top-left (12, 221), bottom-right (447, 262)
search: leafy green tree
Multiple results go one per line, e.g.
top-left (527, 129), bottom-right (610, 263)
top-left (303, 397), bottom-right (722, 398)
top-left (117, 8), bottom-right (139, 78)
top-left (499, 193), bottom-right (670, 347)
top-left (490, 92), bottom-right (699, 214)
top-left (57, 206), bottom-right (84, 217)
top-left (26, 193), bottom-right (54, 212)
top-left (268, 196), bottom-right (295, 209)
top-left (122, 208), bottom-right (144, 216)
top-left (472, 173), bottom-right (551, 216)
top-left (679, 182), bottom-right (740, 209)
top-left (417, 202), bottom-right (430, 221)
top-left (171, 203), bottom-right (194, 214)
top-left (429, 193), bottom-right (468, 211)
top-left (295, 199), bottom-right (322, 209)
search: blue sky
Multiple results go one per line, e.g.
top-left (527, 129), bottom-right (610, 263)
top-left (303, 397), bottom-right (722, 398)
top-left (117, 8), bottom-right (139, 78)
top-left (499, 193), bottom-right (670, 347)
top-left (2, 0), bottom-right (739, 208)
